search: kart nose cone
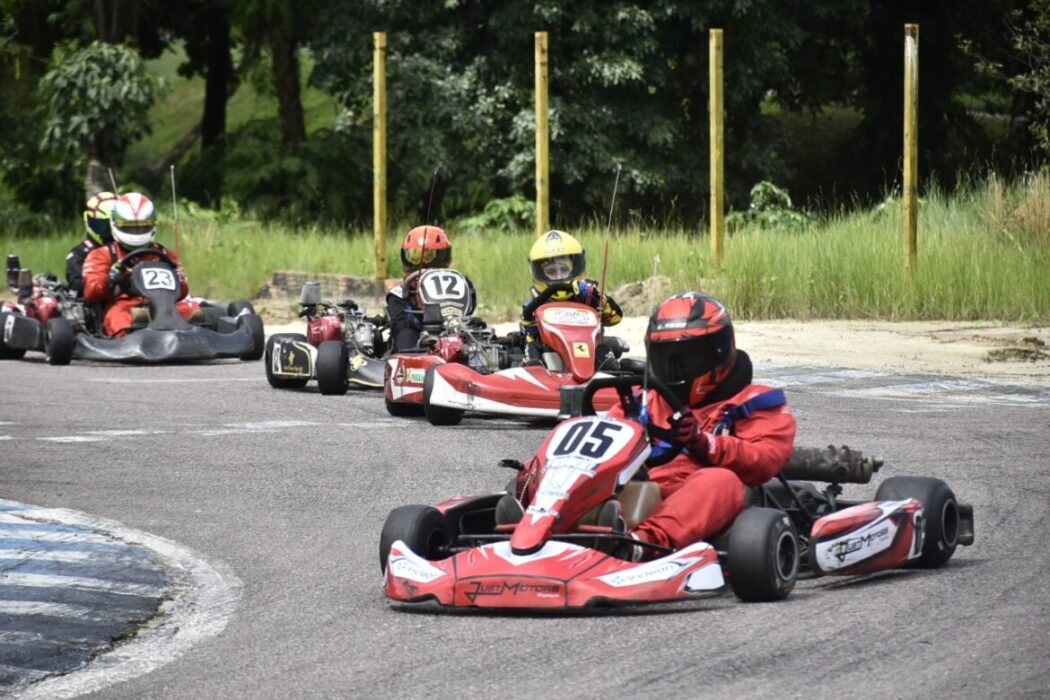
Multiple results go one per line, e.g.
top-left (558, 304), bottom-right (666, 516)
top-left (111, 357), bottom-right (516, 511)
top-left (455, 577), bottom-right (566, 608)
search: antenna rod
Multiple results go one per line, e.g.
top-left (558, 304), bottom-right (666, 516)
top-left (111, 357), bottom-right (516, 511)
top-left (170, 165), bottom-right (181, 258)
top-left (598, 164), bottom-right (622, 311)
top-left (424, 169), bottom-right (438, 226)
top-left (107, 168), bottom-right (119, 193)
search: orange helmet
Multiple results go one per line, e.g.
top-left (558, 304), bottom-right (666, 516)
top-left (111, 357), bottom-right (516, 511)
top-left (400, 226), bottom-right (451, 273)
top-left (645, 292), bottom-right (737, 407)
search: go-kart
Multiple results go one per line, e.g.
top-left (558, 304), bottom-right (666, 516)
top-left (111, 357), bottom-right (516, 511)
top-left (381, 375), bottom-right (975, 610)
top-left (265, 281), bottom-right (388, 393)
top-left (2, 251), bottom-right (265, 364)
top-left (384, 268), bottom-right (513, 418)
top-left (421, 282), bottom-right (630, 425)
top-left (1, 255), bottom-right (81, 365)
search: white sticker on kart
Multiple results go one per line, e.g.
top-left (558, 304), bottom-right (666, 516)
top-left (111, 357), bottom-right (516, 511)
top-left (142, 268), bottom-right (177, 291)
top-left (541, 307), bottom-right (599, 327)
top-left (3, 314), bottom-right (13, 343)
top-left (543, 418), bottom-right (632, 463)
top-left (419, 270), bottom-right (468, 303)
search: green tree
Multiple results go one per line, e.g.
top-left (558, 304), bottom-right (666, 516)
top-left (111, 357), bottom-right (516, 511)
top-left (38, 40), bottom-right (158, 196)
top-left (1009, 0), bottom-right (1050, 160)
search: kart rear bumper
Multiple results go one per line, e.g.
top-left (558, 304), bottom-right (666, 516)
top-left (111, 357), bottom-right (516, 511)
top-left (426, 364), bottom-right (619, 418)
top-left (73, 326), bottom-right (255, 363)
top-left (384, 540), bottom-right (724, 609)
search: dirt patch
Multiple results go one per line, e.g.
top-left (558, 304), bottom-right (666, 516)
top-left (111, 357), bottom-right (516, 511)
top-left (984, 347), bottom-right (1050, 363)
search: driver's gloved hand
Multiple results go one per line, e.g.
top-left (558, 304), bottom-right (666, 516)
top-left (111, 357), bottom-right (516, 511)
top-left (669, 412), bottom-right (713, 463)
top-left (108, 265), bottom-right (130, 293)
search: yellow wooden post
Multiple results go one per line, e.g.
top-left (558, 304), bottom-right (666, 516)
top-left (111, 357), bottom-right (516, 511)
top-left (535, 31), bottom-right (550, 237)
top-left (373, 32), bottom-right (388, 282)
top-left (709, 29), bottom-right (725, 264)
top-left (903, 24), bottom-right (919, 273)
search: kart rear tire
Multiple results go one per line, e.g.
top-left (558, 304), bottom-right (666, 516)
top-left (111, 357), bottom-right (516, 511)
top-left (44, 317), bottom-right (75, 366)
top-left (379, 505), bottom-right (451, 574)
top-left (0, 313), bottom-right (26, 360)
top-left (237, 314), bottom-right (265, 361)
top-left (227, 300), bottom-right (256, 317)
top-left (726, 507), bottom-right (799, 602)
top-left (875, 476), bottom-right (961, 568)
top-left (385, 396), bottom-right (424, 417)
top-left (423, 365), bottom-right (464, 426)
top-left (265, 333), bottom-right (309, 389)
top-left (316, 340), bottom-right (349, 395)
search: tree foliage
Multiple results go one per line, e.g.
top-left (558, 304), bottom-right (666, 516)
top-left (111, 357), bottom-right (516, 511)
top-left (38, 41), bottom-right (158, 171)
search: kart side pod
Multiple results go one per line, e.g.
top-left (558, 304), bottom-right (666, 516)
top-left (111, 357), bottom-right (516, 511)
top-left (810, 499), bottom-right (923, 576)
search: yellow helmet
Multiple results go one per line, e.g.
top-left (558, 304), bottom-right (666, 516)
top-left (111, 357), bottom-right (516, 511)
top-left (528, 230), bottom-right (586, 292)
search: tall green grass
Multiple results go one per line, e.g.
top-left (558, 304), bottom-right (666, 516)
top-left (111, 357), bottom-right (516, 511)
top-left (3, 177), bottom-right (1048, 322)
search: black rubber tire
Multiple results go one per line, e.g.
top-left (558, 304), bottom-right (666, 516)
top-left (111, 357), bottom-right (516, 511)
top-left (379, 505), bottom-right (451, 574)
top-left (0, 313), bottom-right (26, 360)
top-left (725, 507), bottom-right (800, 602)
top-left (227, 300), bottom-right (256, 316)
top-left (264, 333), bottom-right (309, 389)
top-left (44, 317), bottom-right (75, 366)
top-left (875, 476), bottom-right (960, 568)
top-left (385, 396), bottom-right (424, 417)
top-left (237, 314), bottom-right (265, 361)
top-left (423, 365), bottom-right (464, 426)
top-left (316, 340), bottom-right (349, 395)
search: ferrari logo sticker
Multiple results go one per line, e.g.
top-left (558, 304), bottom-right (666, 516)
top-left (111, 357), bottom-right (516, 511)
top-left (573, 342), bottom-right (590, 358)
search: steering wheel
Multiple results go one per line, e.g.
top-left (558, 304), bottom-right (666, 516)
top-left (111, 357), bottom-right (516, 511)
top-left (114, 248), bottom-right (175, 272)
top-left (521, 282), bottom-right (575, 322)
top-left (579, 374), bottom-right (690, 466)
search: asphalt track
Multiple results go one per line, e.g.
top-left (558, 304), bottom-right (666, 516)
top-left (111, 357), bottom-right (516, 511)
top-left (1, 356), bottom-right (1048, 698)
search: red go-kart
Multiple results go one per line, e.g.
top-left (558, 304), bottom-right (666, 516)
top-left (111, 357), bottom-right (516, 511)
top-left (381, 375), bottom-right (975, 610)
top-left (384, 268), bottom-right (512, 418)
top-left (422, 283), bottom-right (628, 425)
top-left (1, 256), bottom-right (81, 365)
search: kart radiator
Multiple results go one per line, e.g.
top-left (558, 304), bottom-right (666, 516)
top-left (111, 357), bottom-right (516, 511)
top-left (781, 445), bottom-right (882, 484)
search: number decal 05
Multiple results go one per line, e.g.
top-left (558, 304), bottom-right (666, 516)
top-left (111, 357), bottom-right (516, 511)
top-left (547, 419), bottom-right (628, 461)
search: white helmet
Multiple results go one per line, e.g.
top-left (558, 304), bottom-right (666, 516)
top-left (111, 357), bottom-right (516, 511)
top-left (111, 192), bottom-right (157, 248)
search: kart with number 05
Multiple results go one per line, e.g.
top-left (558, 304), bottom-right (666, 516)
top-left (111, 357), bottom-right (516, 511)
top-left (380, 374), bottom-right (975, 610)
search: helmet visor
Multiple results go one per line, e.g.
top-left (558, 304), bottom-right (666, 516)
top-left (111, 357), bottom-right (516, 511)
top-left (86, 215), bottom-right (112, 239)
top-left (114, 218), bottom-right (156, 234)
top-left (531, 252), bottom-right (585, 284)
top-left (401, 246), bottom-right (451, 270)
top-left (646, 334), bottom-right (729, 395)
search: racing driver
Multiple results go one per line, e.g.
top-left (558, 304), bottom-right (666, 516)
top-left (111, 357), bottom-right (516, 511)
top-left (503, 291), bottom-right (796, 560)
top-left (83, 192), bottom-right (199, 337)
top-left (67, 191), bottom-right (119, 296)
top-left (520, 230), bottom-right (623, 366)
top-left (387, 225), bottom-right (475, 351)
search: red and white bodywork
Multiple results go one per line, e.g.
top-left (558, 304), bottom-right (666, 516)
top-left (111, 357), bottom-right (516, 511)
top-left (810, 499), bottom-right (924, 575)
top-left (384, 539), bottom-right (724, 609)
top-left (384, 414), bottom-right (725, 608)
top-left (426, 301), bottom-right (618, 418)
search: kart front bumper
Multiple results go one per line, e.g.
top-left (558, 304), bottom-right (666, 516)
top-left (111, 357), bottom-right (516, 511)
top-left (384, 540), bottom-right (724, 609)
top-left (74, 326), bottom-right (255, 363)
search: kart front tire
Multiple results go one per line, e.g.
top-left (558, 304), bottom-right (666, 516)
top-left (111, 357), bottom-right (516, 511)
top-left (265, 333), bottom-right (309, 389)
top-left (379, 505), bottom-right (451, 574)
top-left (237, 314), bottom-right (265, 361)
top-left (875, 476), bottom-right (961, 568)
top-left (44, 317), bottom-right (75, 366)
top-left (0, 313), bottom-right (26, 360)
top-left (726, 507), bottom-right (799, 602)
top-left (423, 365), bottom-right (464, 426)
top-left (316, 341), bottom-right (349, 395)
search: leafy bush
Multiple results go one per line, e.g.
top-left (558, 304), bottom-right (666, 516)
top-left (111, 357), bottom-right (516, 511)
top-left (456, 195), bottom-right (535, 234)
top-left (726, 181), bottom-right (810, 232)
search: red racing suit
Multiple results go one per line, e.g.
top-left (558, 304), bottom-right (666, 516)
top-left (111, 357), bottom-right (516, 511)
top-left (514, 383), bottom-right (795, 550)
top-left (607, 384), bottom-right (796, 549)
top-left (83, 242), bottom-right (197, 337)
